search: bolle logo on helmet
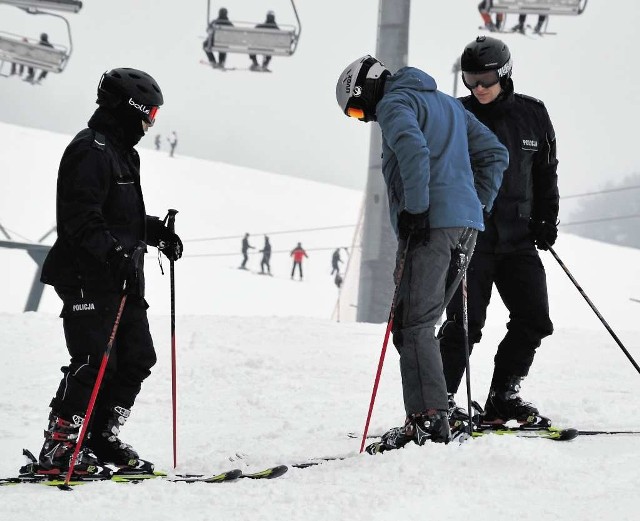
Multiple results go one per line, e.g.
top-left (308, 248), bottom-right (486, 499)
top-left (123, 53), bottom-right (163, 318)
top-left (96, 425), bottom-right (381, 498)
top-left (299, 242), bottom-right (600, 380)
top-left (497, 57), bottom-right (513, 78)
top-left (343, 73), bottom-right (353, 95)
top-left (128, 98), bottom-right (151, 115)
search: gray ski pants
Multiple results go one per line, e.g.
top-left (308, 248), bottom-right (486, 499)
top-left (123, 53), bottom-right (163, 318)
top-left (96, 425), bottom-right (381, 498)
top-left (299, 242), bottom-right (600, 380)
top-left (392, 227), bottom-right (476, 416)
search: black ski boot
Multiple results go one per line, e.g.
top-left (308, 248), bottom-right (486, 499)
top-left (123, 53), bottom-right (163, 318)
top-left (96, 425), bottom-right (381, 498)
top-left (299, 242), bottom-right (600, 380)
top-left (87, 406), bottom-right (153, 473)
top-left (366, 410), bottom-right (451, 454)
top-left (37, 412), bottom-right (110, 478)
top-left (447, 394), bottom-right (484, 437)
top-left (482, 376), bottom-right (550, 427)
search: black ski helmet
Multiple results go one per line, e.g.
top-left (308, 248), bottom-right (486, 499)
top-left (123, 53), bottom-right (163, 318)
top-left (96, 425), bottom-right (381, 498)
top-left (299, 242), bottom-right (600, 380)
top-left (461, 36), bottom-right (512, 87)
top-left (97, 67), bottom-right (164, 125)
top-left (336, 55), bottom-right (390, 122)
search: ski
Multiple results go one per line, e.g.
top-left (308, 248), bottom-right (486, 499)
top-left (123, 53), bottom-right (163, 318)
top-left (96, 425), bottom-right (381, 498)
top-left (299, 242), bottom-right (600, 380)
top-left (578, 430), bottom-right (640, 436)
top-left (348, 425), bottom-right (579, 443)
top-left (1, 448), bottom-right (287, 486)
top-left (473, 425), bottom-right (578, 441)
top-left (239, 464), bottom-right (288, 479)
top-left (291, 456), bottom-right (349, 469)
top-left (1, 466), bottom-right (289, 486)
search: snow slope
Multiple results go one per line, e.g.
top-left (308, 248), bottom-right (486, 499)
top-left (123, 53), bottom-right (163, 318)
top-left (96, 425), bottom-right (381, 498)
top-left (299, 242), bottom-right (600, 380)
top-left (0, 121), bottom-right (361, 317)
top-left (1, 123), bottom-right (640, 520)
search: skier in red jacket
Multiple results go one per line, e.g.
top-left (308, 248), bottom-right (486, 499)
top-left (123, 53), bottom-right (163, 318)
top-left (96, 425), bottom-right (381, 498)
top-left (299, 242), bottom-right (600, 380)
top-left (290, 242), bottom-right (308, 281)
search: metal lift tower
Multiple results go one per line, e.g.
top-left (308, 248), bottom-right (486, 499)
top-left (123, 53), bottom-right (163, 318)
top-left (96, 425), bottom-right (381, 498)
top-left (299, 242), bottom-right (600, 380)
top-left (357, 0), bottom-right (411, 323)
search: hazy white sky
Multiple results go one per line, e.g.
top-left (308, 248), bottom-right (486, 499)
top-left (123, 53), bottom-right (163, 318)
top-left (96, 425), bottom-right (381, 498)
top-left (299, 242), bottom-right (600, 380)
top-left (1, 1), bottom-right (639, 194)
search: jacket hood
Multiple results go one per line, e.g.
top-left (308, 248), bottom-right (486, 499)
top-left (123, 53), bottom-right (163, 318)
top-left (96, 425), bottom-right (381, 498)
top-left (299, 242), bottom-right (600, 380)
top-left (384, 67), bottom-right (437, 94)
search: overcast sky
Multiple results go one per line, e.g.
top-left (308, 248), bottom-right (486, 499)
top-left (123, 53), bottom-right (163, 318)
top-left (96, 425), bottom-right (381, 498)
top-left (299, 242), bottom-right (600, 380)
top-left (1, 1), bottom-right (639, 195)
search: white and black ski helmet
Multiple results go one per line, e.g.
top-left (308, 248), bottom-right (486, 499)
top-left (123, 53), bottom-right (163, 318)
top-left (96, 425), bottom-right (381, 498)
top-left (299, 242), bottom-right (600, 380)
top-left (97, 68), bottom-right (164, 124)
top-left (336, 55), bottom-right (390, 122)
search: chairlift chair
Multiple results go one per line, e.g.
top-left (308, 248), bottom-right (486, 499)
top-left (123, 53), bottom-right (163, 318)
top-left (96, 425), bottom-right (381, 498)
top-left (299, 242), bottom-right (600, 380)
top-left (204, 0), bottom-right (301, 58)
top-left (487, 0), bottom-right (588, 17)
top-left (0, 0), bottom-right (82, 14)
top-left (0, 2), bottom-right (77, 76)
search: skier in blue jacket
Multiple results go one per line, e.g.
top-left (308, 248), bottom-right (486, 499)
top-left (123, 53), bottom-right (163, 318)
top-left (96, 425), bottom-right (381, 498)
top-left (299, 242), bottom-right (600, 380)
top-left (336, 56), bottom-right (508, 451)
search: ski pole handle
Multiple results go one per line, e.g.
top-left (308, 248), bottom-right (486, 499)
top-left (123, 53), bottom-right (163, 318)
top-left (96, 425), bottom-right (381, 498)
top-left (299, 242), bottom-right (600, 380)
top-left (166, 209), bottom-right (178, 234)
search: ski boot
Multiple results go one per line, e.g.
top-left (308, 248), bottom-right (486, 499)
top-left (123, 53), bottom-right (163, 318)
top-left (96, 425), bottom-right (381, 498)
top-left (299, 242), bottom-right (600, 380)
top-left (87, 406), bottom-right (153, 474)
top-left (447, 394), bottom-right (485, 439)
top-left (366, 410), bottom-right (451, 454)
top-left (511, 23), bottom-right (525, 34)
top-left (484, 21), bottom-right (498, 32)
top-left (481, 376), bottom-right (551, 428)
top-left (36, 412), bottom-right (111, 479)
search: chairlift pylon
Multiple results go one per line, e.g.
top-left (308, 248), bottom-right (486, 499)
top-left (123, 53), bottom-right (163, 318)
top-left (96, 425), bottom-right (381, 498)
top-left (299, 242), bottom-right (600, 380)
top-left (0, 1), bottom-right (81, 77)
top-left (204, 0), bottom-right (302, 60)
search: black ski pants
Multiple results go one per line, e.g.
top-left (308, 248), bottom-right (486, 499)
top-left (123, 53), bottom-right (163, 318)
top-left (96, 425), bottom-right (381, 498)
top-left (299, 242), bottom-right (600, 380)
top-left (438, 248), bottom-right (553, 394)
top-left (50, 290), bottom-right (156, 421)
top-left (291, 261), bottom-right (303, 279)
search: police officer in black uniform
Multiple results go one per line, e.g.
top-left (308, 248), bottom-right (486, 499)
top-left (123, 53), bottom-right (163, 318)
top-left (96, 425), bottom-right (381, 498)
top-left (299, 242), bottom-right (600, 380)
top-left (439, 36), bottom-right (559, 428)
top-left (37, 68), bottom-right (183, 477)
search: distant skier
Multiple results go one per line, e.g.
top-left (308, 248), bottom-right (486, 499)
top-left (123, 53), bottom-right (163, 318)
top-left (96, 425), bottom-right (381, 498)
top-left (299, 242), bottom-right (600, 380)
top-left (249, 11), bottom-right (279, 72)
top-left (203, 7), bottom-right (234, 69)
top-left (240, 232), bottom-right (254, 269)
top-left (330, 248), bottom-right (343, 275)
top-left (511, 14), bottom-right (547, 35)
top-left (167, 131), bottom-right (178, 157)
top-left (290, 242), bottom-right (308, 280)
top-left (259, 235), bottom-right (272, 275)
top-left (478, 1), bottom-right (504, 32)
top-left (154, 134), bottom-right (161, 150)
top-left (25, 33), bottom-right (53, 84)
top-left (35, 67), bottom-right (183, 478)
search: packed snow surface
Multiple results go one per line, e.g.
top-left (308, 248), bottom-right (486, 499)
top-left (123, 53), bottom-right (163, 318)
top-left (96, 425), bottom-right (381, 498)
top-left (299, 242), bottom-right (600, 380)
top-left (1, 124), bottom-right (640, 520)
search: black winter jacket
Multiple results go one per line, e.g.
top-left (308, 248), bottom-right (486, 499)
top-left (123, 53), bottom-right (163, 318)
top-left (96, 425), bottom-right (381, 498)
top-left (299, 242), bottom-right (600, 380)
top-left (41, 109), bottom-right (164, 295)
top-left (460, 80), bottom-right (559, 253)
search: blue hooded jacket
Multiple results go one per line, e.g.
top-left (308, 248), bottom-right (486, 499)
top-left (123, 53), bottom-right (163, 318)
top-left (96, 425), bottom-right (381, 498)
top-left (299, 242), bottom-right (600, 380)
top-left (376, 67), bottom-right (507, 234)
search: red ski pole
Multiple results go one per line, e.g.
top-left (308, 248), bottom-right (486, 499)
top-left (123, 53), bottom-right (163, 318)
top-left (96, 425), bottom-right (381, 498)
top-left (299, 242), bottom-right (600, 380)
top-left (61, 293), bottom-right (128, 489)
top-left (359, 238), bottom-right (410, 453)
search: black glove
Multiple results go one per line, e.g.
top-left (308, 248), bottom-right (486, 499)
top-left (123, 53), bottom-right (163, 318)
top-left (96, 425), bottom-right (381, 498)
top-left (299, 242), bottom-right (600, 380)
top-left (398, 210), bottom-right (430, 244)
top-left (107, 243), bottom-right (138, 290)
top-left (158, 229), bottom-right (183, 261)
top-left (147, 217), bottom-right (183, 261)
top-left (529, 219), bottom-right (558, 251)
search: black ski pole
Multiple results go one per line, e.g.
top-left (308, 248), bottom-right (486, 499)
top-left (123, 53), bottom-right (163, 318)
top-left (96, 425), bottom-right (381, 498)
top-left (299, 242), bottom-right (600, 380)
top-left (164, 209), bottom-right (179, 468)
top-left (546, 244), bottom-right (640, 375)
top-left (451, 228), bottom-right (477, 435)
top-left (460, 268), bottom-right (474, 435)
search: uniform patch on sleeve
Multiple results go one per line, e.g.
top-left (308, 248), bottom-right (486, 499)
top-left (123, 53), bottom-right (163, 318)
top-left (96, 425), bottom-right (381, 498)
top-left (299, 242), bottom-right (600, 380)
top-left (521, 139), bottom-right (538, 151)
